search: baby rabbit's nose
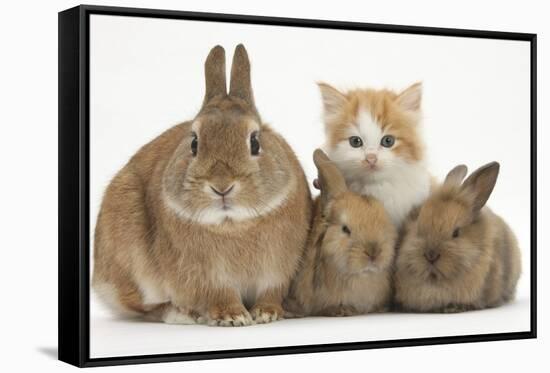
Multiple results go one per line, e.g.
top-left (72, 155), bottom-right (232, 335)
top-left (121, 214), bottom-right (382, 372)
top-left (424, 249), bottom-right (440, 264)
top-left (366, 245), bottom-right (380, 259)
top-left (210, 184), bottom-right (234, 197)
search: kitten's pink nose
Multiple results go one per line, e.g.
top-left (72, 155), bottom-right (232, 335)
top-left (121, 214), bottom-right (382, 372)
top-left (365, 153), bottom-right (378, 165)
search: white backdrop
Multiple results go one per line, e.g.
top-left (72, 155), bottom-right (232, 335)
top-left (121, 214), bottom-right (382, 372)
top-left (89, 14), bottom-right (531, 358)
top-left (1, 1), bottom-right (547, 372)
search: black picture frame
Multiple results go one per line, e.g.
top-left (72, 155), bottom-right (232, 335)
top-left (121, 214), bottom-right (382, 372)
top-left (58, 4), bottom-right (537, 368)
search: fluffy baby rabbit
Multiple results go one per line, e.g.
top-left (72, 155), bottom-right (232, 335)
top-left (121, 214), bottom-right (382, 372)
top-left (284, 149), bottom-right (397, 317)
top-left (93, 45), bottom-right (312, 326)
top-left (394, 162), bottom-right (521, 312)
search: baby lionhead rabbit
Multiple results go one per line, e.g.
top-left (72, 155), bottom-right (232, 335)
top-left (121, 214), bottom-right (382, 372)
top-left (284, 149), bottom-right (397, 317)
top-left (394, 162), bottom-right (521, 312)
top-left (93, 45), bottom-right (312, 326)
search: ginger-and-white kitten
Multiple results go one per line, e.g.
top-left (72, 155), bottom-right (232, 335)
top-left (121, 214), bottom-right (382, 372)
top-left (318, 82), bottom-right (432, 228)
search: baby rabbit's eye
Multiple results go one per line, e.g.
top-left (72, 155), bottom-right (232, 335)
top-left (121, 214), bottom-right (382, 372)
top-left (191, 132), bottom-right (198, 156)
top-left (342, 225), bottom-right (351, 235)
top-left (349, 136), bottom-right (363, 148)
top-left (380, 135), bottom-right (395, 148)
top-left (250, 131), bottom-right (260, 156)
top-left (452, 228), bottom-right (460, 238)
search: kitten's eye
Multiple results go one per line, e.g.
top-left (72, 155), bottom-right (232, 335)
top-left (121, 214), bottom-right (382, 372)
top-left (349, 136), bottom-right (363, 148)
top-left (250, 131), bottom-right (260, 156)
top-left (381, 135), bottom-right (395, 148)
top-left (452, 228), bottom-right (460, 238)
top-left (191, 132), bottom-right (198, 156)
top-left (342, 225), bottom-right (351, 235)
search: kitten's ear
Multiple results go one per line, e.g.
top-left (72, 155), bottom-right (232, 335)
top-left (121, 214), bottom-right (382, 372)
top-left (397, 82), bottom-right (422, 112)
top-left (318, 82), bottom-right (347, 122)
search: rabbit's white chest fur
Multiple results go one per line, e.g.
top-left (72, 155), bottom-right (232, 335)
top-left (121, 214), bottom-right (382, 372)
top-left (347, 162), bottom-right (431, 227)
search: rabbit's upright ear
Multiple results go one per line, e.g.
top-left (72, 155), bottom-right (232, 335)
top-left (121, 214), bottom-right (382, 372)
top-left (461, 162), bottom-right (500, 212)
top-left (444, 164), bottom-right (468, 186)
top-left (313, 149), bottom-right (347, 203)
top-left (203, 45), bottom-right (227, 104)
top-left (229, 44), bottom-right (254, 105)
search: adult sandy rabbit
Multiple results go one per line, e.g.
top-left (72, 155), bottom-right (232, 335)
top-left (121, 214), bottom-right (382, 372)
top-left (93, 45), bottom-right (312, 326)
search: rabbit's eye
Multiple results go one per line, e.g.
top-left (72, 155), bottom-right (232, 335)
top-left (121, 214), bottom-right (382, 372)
top-left (452, 228), bottom-right (460, 238)
top-left (191, 133), bottom-right (198, 156)
top-left (342, 225), bottom-right (351, 235)
top-left (349, 136), bottom-right (363, 148)
top-left (250, 131), bottom-right (260, 156)
top-left (381, 135), bottom-right (395, 148)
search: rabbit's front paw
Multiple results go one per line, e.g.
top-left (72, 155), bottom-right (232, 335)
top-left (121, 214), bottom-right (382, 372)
top-left (162, 306), bottom-right (200, 325)
top-left (335, 305), bottom-right (359, 316)
top-left (318, 305), bottom-right (358, 317)
top-left (207, 303), bottom-right (253, 327)
top-left (250, 303), bottom-right (284, 324)
top-left (440, 303), bottom-right (473, 313)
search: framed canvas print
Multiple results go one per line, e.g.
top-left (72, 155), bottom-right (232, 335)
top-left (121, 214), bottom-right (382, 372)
top-left (58, 4), bottom-right (537, 368)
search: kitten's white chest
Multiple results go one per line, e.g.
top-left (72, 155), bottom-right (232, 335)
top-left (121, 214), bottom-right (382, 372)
top-left (350, 168), bottom-right (431, 227)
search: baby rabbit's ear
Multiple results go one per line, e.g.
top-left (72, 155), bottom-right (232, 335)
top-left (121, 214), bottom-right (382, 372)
top-left (461, 162), bottom-right (500, 212)
top-left (444, 164), bottom-right (468, 186)
top-left (229, 44), bottom-right (254, 105)
top-left (203, 45), bottom-right (227, 104)
top-left (313, 149), bottom-right (347, 203)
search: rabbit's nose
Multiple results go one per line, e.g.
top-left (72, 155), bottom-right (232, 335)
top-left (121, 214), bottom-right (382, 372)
top-left (366, 243), bottom-right (380, 259)
top-left (424, 249), bottom-right (440, 264)
top-left (210, 184), bottom-right (234, 197)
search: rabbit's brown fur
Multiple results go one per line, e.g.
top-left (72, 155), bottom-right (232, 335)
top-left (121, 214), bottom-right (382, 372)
top-left (394, 162), bottom-right (521, 312)
top-left (93, 45), bottom-right (312, 326)
top-left (284, 150), bottom-right (396, 317)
